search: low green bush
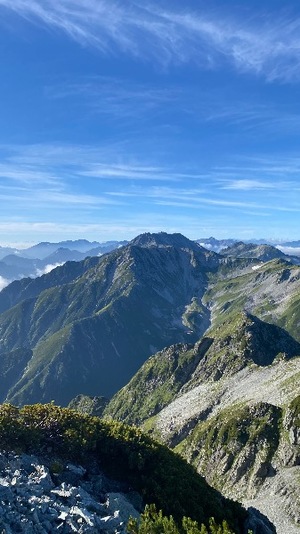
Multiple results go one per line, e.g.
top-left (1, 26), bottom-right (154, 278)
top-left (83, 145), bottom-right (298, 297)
top-left (0, 403), bottom-right (246, 532)
top-left (127, 504), bottom-right (239, 534)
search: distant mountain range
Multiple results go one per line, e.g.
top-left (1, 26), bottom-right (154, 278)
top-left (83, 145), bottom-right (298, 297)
top-left (1, 236), bottom-right (300, 290)
top-left (0, 239), bottom-right (128, 288)
top-left (1, 232), bottom-right (300, 407)
top-left (196, 236), bottom-right (300, 254)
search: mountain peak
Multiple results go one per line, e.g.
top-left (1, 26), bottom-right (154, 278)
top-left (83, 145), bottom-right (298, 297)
top-left (129, 232), bottom-right (201, 251)
top-left (221, 241), bottom-right (286, 261)
top-left (211, 311), bottom-right (300, 368)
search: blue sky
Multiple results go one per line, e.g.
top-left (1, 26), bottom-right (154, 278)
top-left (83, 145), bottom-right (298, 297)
top-left (1, 0), bottom-right (300, 245)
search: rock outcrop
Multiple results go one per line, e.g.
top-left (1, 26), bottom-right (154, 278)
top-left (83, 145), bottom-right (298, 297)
top-left (0, 451), bottom-right (141, 533)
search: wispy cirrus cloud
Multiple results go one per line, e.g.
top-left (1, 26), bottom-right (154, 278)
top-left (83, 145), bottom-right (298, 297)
top-left (202, 102), bottom-right (300, 135)
top-left (80, 163), bottom-right (180, 181)
top-left (46, 77), bottom-right (178, 120)
top-left (0, 143), bottom-right (175, 181)
top-left (55, 80), bottom-right (300, 138)
top-left (0, 143), bottom-right (202, 184)
top-left (106, 178), bottom-right (300, 214)
top-left (158, 8), bottom-right (300, 81)
top-left (214, 155), bottom-right (300, 182)
top-left (0, 217), bottom-right (212, 244)
top-left (0, 144), bottom-right (130, 212)
top-left (153, 194), bottom-right (272, 211)
top-left (1, 1), bottom-right (300, 81)
top-left (218, 179), bottom-right (292, 191)
top-left (1, 142), bottom-right (300, 246)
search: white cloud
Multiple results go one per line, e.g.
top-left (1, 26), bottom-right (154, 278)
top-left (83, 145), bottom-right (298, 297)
top-left (277, 246), bottom-right (300, 257)
top-left (219, 179), bottom-right (285, 191)
top-left (81, 163), bottom-right (179, 182)
top-left (1, 1), bottom-right (300, 80)
top-left (0, 276), bottom-right (10, 291)
top-left (35, 262), bottom-right (65, 276)
top-left (0, 165), bottom-right (61, 187)
top-left (0, 144), bottom-right (182, 183)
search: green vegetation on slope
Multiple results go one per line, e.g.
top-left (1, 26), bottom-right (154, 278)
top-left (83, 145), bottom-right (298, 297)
top-left (207, 259), bottom-right (300, 340)
top-left (104, 341), bottom-right (207, 425)
top-left (0, 236), bottom-right (217, 406)
top-left (289, 395), bottom-right (300, 419)
top-left (0, 403), bottom-right (246, 532)
top-left (175, 402), bottom-right (282, 495)
top-left (68, 394), bottom-right (109, 417)
top-left (105, 311), bottom-right (300, 429)
top-left (127, 504), bottom-right (238, 534)
top-left (277, 292), bottom-right (300, 341)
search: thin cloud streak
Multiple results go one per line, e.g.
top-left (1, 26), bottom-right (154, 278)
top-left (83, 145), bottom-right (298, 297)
top-left (105, 183), bottom-right (300, 213)
top-left (35, 191), bottom-right (122, 206)
top-left (1, 143), bottom-right (300, 241)
top-left (46, 79), bottom-right (300, 140)
top-left (156, 198), bottom-right (300, 213)
top-left (218, 179), bottom-right (293, 191)
top-left (0, 143), bottom-right (208, 183)
top-left (215, 156), bottom-right (300, 181)
top-left (0, 165), bottom-right (62, 187)
top-left (1, 1), bottom-right (300, 81)
top-left (81, 166), bottom-right (180, 181)
top-left (46, 77), bottom-right (178, 120)
top-left (0, 214), bottom-right (255, 244)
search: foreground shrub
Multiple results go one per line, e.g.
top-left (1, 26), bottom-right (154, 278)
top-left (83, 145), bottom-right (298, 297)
top-left (0, 403), bottom-right (246, 532)
top-left (127, 504), bottom-right (238, 534)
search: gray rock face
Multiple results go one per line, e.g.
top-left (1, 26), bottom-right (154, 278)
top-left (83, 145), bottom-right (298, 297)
top-left (0, 452), bottom-right (140, 533)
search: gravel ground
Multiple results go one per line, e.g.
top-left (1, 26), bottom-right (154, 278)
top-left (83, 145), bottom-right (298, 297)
top-left (0, 451), bottom-right (141, 533)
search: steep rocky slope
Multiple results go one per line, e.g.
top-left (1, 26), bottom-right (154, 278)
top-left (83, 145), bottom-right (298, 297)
top-left (206, 258), bottom-right (300, 340)
top-left (104, 312), bottom-right (300, 533)
top-left (105, 312), bottom-right (300, 425)
top-left (0, 233), bottom-right (218, 405)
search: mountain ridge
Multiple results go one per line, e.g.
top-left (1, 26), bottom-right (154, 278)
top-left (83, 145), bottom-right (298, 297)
top-left (0, 233), bottom-right (218, 405)
top-left (103, 310), bottom-right (300, 533)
